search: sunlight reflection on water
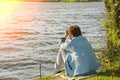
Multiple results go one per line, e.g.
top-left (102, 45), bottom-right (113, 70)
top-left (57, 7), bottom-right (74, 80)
top-left (0, 2), bottom-right (105, 80)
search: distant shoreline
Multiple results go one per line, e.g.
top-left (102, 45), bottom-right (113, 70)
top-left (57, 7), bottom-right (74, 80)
top-left (24, 0), bottom-right (102, 2)
top-left (22, 1), bottom-right (103, 2)
top-left (1, 0), bottom-right (102, 2)
top-left (3, 0), bottom-right (102, 2)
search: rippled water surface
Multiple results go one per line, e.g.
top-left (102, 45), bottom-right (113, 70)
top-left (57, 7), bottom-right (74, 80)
top-left (0, 2), bottom-right (105, 80)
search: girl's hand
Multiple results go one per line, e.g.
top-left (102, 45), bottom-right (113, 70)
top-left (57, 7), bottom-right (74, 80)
top-left (64, 28), bottom-right (69, 38)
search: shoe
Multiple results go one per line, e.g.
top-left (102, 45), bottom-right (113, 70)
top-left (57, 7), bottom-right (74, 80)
top-left (54, 71), bottom-right (62, 75)
top-left (53, 70), bottom-right (64, 75)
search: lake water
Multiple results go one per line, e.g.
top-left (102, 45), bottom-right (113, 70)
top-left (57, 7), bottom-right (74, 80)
top-left (0, 2), bottom-right (105, 80)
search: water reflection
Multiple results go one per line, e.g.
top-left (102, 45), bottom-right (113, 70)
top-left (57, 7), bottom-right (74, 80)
top-left (0, 2), bottom-right (105, 80)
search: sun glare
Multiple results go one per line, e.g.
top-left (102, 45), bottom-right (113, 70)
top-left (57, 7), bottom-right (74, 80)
top-left (0, 0), bottom-right (21, 2)
top-left (0, 1), bottom-right (19, 22)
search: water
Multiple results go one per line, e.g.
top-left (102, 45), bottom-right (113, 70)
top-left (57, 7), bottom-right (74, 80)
top-left (0, 2), bottom-right (105, 80)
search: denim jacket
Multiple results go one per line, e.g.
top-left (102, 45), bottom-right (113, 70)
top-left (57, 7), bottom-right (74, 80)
top-left (60, 36), bottom-right (101, 76)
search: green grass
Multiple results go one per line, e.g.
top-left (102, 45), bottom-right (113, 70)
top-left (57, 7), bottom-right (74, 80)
top-left (85, 53), bottom-right (120, 80)
top-left (86, 68), bottom-right (120, 80)
top-left (32, 74), bottom-right (53, 80)
top-left (32, 52), bottom-right (120, 80)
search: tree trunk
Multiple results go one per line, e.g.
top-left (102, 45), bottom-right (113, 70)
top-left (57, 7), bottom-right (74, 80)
top-left (104, 0), bottom-right (120, 55)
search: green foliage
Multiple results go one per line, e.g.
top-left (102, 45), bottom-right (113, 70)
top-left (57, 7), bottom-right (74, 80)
top-left (36, 0), bottom-right (101, 2)
top-left (60, 0), bottom-right (89, 2)
top-left (79, 0), bottom-right (88, 2)
top-left (60, 0), bottom-right (76, 2)
top-left (103, 0), bottom-right (120, 55)
top-left (85, 52), bottom-right (120, 80)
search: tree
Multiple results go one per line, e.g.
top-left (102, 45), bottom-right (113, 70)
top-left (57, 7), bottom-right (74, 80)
top-left (104, 0), bottom-right (120, 56)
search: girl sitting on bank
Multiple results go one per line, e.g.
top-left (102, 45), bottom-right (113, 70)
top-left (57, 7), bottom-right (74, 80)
top-left (54, 25), bottom-right (101, 76)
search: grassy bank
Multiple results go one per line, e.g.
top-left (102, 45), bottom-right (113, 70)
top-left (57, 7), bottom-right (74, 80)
top-left (85, 52), bottom-right (120, 80)
top-left (32, 51), bottom-right (120, 80)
